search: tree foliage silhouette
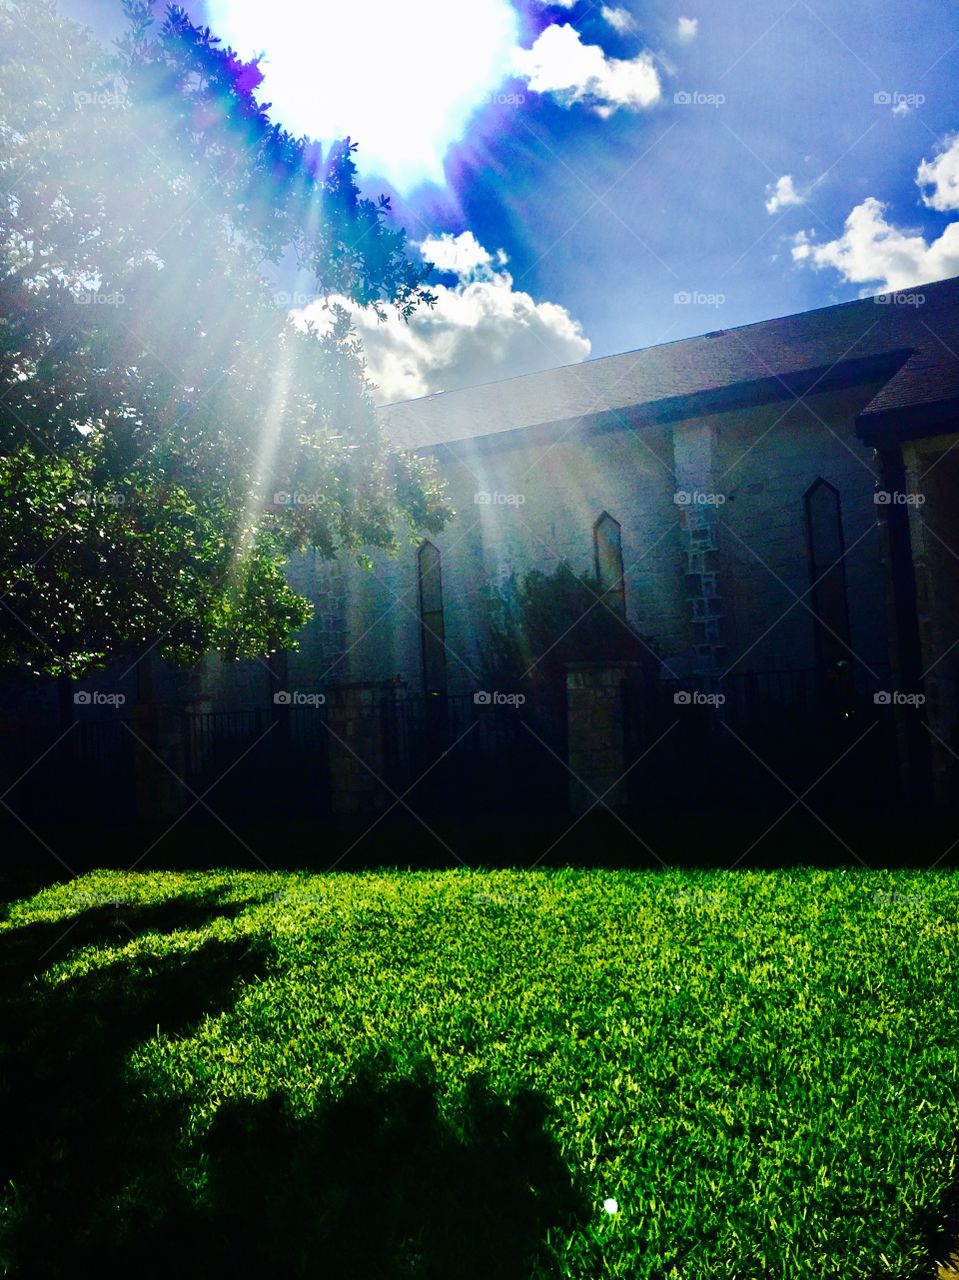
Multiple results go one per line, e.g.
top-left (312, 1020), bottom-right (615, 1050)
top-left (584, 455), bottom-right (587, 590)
top-left (0, 0), bottom-right (450, 677)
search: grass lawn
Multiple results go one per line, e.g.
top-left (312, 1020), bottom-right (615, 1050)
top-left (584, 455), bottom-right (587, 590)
top-left (2, 866), bottom-right (959, 1278)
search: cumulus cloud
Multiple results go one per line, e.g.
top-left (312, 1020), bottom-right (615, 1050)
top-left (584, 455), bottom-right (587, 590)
top-left (601, 6), bottom-right (637, 34)
top-left (790, 135), bottom-right (959, 291)
top-left (509, 23), bottom-right (661, 116)
top-left (292, 232), bottom-right (590, 403)
top-left (676, 16), bottom-right (698, 41)
top-left (917, 133), bottom-right (959, 212)
top-left (765, 174), bottom-right (804, 214)
top-left (421, 229), bottom-right (504, 276)
top-left (791, 197), bottom-right (959, 291)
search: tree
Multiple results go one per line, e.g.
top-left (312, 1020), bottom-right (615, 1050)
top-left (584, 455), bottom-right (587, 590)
top-left (0, 0), bottom-right (451, 678)
top-left (480, 561), bottom-right (658, 694)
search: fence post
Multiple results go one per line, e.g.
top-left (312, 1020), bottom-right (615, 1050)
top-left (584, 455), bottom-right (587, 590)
top-left (132, 698), bottom-right (192, 824)
top-left (565, 661), bottom-right (641, 813)
top-left (326, 683), bottom-right (390, 815)
top-left (0, 712), bottom-right (32, 816)
top-left (380, 677), bottom-right (408, 794)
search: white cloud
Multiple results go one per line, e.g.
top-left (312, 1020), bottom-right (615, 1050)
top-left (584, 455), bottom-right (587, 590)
top-left (420, 229), bottom-right (502, 276)
top-left (292, 232), bottom-right (590, 403)
top-left (917, 133), bottom-right (959, 212)
top-left (601, 6), bottom-right (637, 34)
top-left (676, 16), bottom-right (698, 41)
top-left (509, 23), bottom-right (661, 115)
top-left (765, 174), bottom-right (804, 214)
top-left (791, 197), bottom-right (959, 291)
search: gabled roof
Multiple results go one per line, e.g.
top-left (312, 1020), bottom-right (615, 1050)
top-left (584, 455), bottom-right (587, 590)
top-left (379, 275), bottom-right (959, 452)
top-left (855, 348), bottom-right (957, 417)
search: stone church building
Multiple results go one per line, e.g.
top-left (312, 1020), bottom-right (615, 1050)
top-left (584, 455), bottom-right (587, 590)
top-left (9, 274), bottom-right (959, 821)
top-left (224, 273), bottom-right (958, 802)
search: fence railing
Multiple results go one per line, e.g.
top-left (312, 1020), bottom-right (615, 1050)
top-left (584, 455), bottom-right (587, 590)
top-left (624, 662), bottom-right (900, 809)
top-left (0, 665), bottom-right (903, 825)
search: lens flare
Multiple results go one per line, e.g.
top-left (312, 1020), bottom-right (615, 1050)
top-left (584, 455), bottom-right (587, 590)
top-left (207, 0), bottom-right (519, 191)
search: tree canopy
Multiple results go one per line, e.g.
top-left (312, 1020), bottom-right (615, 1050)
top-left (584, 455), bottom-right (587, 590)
top-left (0, 0), bottom-right (451, 677)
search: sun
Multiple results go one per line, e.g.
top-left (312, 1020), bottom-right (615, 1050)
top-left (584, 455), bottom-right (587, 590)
top-left (207, 0), bottom-right (519, 192)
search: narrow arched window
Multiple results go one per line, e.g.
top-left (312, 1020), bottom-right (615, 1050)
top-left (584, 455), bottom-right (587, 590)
top-left (804, 479), bottom-right (851, 670)
top-left (594, 512), bottom-right (625, 613)
top-left (418, 541), bottom-right (447, 695)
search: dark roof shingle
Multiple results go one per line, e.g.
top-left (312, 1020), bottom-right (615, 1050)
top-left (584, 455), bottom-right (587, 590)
top-left (379, 276), bottom-right (959, 450)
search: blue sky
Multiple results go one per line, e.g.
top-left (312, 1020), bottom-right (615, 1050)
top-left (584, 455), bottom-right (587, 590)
top-left (60, 0), bottom-right (959, 401)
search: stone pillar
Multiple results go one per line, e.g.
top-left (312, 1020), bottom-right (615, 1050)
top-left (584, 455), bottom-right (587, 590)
top-left (0, 713), bottom-right (32, 816)
top-left (326, 683), bottom-right (390, 815)
top-left (901, 436), bottom-right (959, 801)
top-left (380, 677), bottom-right (410, 793)
top-left (132, 700), bottom-right (190, 823)
top-left (566, 662), bottom-right (639, 813)
top-left (672, 421), bottom-right (727, 674)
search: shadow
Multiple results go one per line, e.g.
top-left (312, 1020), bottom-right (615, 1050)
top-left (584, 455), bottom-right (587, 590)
top-left (871, 1150), bottom-right (959, 1280)
top-left (133, 1059), bottom-right (587, 1280)
top-left (0, 909), bottom-right (272, 1277)
top-left (0, 886), bottom-right (262, 986)
top-left (1, 897), bottom-right (587, 1278)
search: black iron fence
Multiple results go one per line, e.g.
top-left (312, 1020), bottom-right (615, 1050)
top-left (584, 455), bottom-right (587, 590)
top-left (0, 666), bottom-right (906, 829)
top-left (174, 691), bottom-right (568, 821)
top-left (4, 714), bottom-right (138, 826)
top-left (623, 663), bottom-right (902, 811)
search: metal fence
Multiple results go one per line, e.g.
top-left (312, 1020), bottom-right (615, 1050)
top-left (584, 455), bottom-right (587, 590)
top-left (182, 706), bottom-right (331, 822)
top-left (623, 664), bottom-right (902, 811)
top-left (383, 690), bottom-right (568, 815)
top-left (6, 715), bottom-right (138, 826)
top-left (1, 666), bottom-right (905, 828)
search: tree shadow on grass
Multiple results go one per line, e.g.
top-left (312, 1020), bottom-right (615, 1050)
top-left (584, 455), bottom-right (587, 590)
top-left (1, 896), bottom-right (587, 1279)
top-left (0, 894), bottom-right (273, 1276)
top-left (134, 1060), bottom-right (586, 1280)
top-left (872, 1150), bottom-right (959, 1280)
top-left (0, 886), bottom-right (261, 978)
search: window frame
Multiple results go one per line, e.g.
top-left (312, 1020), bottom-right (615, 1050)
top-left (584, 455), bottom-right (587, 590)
top-left (417, 540), bottom-right (447, 695)
top-left (593, 511), bottom-right (626, 614)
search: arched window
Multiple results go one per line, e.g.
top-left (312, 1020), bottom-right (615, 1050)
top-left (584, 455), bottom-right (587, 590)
top-left (594, 512), bottom-right (626, 613)
top-left (804, 479), bottom-right (851, 672)
top-left (417, 541), bottom-right (447, 695)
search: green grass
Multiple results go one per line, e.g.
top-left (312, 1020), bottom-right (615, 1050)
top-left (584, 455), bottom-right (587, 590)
top-left (2, 867), bottom-right (959, 1278)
